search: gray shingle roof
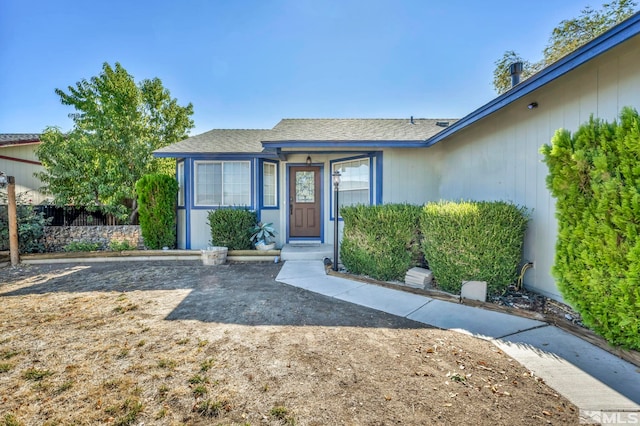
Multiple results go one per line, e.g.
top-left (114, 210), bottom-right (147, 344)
top-left (154, 129), bottom-right (272, 154)
top-left (267, 118), bottom-right (458, 142)
top-left (155, 118), bottom-right (458, 155)
top-left (0, 134), bottom-right (41, 147)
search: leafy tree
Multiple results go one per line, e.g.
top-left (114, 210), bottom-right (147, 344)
top-left (493, 0), bottom-right (637, 93)
top-left (36, 62), bottom-right (194, 222)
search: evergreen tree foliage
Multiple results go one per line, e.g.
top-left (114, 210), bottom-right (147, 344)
top-left (135, 174), bottom-right (179, 249)
top-left (541, 107), bottom-right (640, 350)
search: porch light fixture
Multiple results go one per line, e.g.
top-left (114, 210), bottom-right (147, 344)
top-left (332, 170), bottom-right (341, 189)
top-left (527, 102), bottom-right (538, 110)
top-left (332, 171), bottom-right (341, 271)
top-left (0, 171), bottom-right (7, 188)
top-left (306, 155), bottom-right (312, 165)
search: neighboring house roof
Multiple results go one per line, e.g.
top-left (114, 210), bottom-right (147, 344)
top-left (263, 118), bottom-right (457, 147)
top-left (425, 11), bottom-right (640, 147)
top-left (154, 129), bottom-right (272, 156)
top-left (0, 133), bottom-right (41, 147)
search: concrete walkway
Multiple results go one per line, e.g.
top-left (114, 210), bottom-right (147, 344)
top-left (276, 260), bottom-right (640, 418)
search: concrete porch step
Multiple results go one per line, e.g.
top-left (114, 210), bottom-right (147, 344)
top-left (280, 243), bottom-right (333, 261)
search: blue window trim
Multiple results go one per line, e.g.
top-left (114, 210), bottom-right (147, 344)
top-left (329, 153), bottom-right (380, 221)
top-left (259, 159), bottom-right (280, 210)
top-left (375, 151), bottom-right (383, 204)
top-left (184, 159), bottom-right (192, 248)
top-left (286, 163), bottom-right (324, 244)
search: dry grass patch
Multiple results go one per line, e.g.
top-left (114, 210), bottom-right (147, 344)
top-left (0, 263), bottom-right (580, 425)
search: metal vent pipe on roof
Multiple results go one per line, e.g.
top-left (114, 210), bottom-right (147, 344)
top-left (509, 62), bottom-right (524, 87)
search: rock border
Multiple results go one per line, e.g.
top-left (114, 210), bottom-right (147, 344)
top-left (327, 267), bottom-right (640, 368)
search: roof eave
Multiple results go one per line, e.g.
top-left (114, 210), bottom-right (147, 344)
top-left (261, 140), bottom-right (429, 149)
top-left (154, 151), bottom-right (279, 159)
top-left (0, 140), bottom-right (41, 148)
top-left (425, 12), bottom-right (640, 147)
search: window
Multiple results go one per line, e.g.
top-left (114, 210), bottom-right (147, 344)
top-left (333, 158), bottom-right (370, 208)
top-left (262, 162), bottom-right (277, 207)
top-left (194, 161), bottom-right (251, 206)
top-left (177, 162), bottom-right (185, 207)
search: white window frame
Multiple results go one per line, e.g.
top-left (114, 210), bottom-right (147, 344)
top-left (332, 157), bottom-right (371, 218)
top-left (177, 162), bottom-right (185, 207)
top-left (262, 161), bottom-right (278, 208)
top-left (331, 157), bottom-right (372, 205)
top-left (194, 160), bottom-right (251, 207)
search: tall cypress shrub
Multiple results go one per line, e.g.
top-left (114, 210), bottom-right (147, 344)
top-left (135, 174), bottom-right (179, 249)
top-left (541, 107), bottom-right (640, 350)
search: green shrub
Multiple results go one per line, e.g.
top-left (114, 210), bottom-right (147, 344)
top-left (0, 192), bottom-right (51, 253)
top-left (207, 208), bottom-right (256, 250)
top-left (340, 204), bottom-right (422, 281)
top-left (420, 200), bottom-right (529, 295)
top-left (541, 107), bottom-right (640, 350)
top-left (135, 174), bottom-right (179, 249)
top-left (109, 240), bottom-right (137, 251)
top-left (63, 241), bottom-right (101, 252)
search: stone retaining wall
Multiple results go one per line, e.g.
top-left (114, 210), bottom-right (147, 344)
top-left (43, 226), bottom-right (143, 252)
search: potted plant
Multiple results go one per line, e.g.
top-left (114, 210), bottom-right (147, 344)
top-left (250, 222), bottom-right (277, 251)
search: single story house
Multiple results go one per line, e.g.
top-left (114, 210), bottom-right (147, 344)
top-left (156, 12), bottom-right (640, 301)
top-left (0, 134), bottom-right (50, 204)
top-left (154, 117), bottom-right (456, 246)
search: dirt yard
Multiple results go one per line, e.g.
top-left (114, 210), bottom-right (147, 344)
top-left (0, 261), bottom-right (578, 425)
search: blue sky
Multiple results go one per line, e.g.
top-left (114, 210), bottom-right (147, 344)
top-left (0, 0), bottom-right (616, 135)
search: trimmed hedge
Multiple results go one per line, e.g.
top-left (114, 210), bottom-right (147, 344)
top-left (541, 107), bottom-right (640, 350)
top-left (135, 174), bottom-right (179, 249)
top-left (420, 201), bottom-right (529, 295)
top-left (340, 204), bottom-right (422, 281)
top-left (207, 208), bottom-right (256, 250)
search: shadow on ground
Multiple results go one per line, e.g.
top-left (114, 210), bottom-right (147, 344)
top-left (1, 261), bottom-right (430, 329)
